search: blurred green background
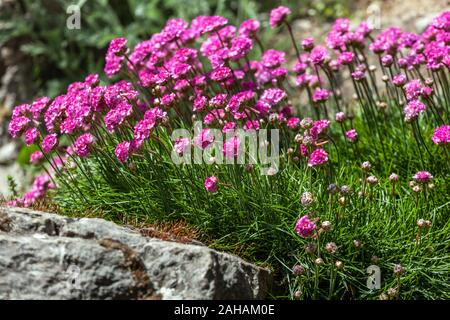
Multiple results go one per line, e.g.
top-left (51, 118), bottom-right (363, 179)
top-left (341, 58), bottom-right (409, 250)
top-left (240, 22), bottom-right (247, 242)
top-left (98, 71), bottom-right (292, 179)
top-left (0, 0), bottom-right (351, 98)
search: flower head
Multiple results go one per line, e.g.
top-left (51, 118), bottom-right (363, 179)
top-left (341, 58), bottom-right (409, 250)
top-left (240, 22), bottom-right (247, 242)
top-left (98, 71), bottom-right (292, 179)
top-left (204, 176), bottom-right (219, 193)
top-left (413, 171), bottom-right (433, 183)
top-left (42, 134), bottom-right (58, 154)
top-left (269, 6), bottom-right (291, 28)
top-left (295, 215), bottom-right (317, 238)
top-left (308, 148), bottom-right (329, 167)
top-left (73, 133), bottom-right (95, 158)
top-left (30, 151), bottom-right (44, 165)
top-left (115, 141), bottom-right (131, 163)
top-left (345, 129), bottom-right (358, 143)
top-left (432, 125), bottom-right (450, 145)
top-left (24, 128), bottom-right (40, 146)
top-left (174, 137), bottom-right (190, 156)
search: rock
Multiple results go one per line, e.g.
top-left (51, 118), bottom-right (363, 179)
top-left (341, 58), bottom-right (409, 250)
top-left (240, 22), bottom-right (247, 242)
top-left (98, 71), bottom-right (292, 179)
top-left (0, 207), bottom-right (272, 300)
top-left (0, 141), bottom-right (18, 164)
top-left (0, 162), bottom-right (26, 197)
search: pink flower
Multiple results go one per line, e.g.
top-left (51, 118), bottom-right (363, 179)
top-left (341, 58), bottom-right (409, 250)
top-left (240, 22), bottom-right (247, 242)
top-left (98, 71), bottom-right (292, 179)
top-left (210, 67), bottom-right (232, 82)
top-left (308, 148), bottom-right (329, 167)
top-left (345, 129), bottom-right (358, 142)
top-left (104, 38), bottom-right (127, 78)
top-left (8, 116), bottom-right (30, 138)
top-left (42, 134), bottom-right (58, 154)
top-left (229, 36), bottom-right (253, 61)
top-left (192, 16), bottom-right (228, 34)
top-left (301, 38), bottom-right (315, 51)
top-left (413, 171), bottom-right (433, 183)
top-left (174, 138), bottom-right (190, 156)
top-left (432, 125), bottom-right (450, 145)
top-left (269, 6), bottom-right (291, 28)
top-left (295, 215), bottom-right (317, 238)
top-left (310, 46), bottom-right (329, 65)
top-left (115, 141), bottom-right (131, 163)
top-left (243, 120), bottom-right (259, 131)
top-left (335, 112), bottom-right (346, 122)
top-left (73, 133), bottom-right (95, 158)
top-left (222, 122), bottom-right (236, 133)
top-left (393, 74), bottom-right (407, 87)
top-left (339, 51), bottom-right (354, 64)
top-left (404, 79), bottom-right (423, 101)
top-left (287, 117), bottom-right (300, 129)
top-left (204, 176), bottom-right (219, 193)
top-left (260, 88), bottom-right (286, 106)
top-left (193, 95), bottom-right (207, 112)
top-left (194, 129), bottom-right (215, 149)
top-left (381, 54), bottom-right (394, 67)
top-left (312, 88), bottom-right (330, 102)
top-left (223, 136), bottom-right (241, 160)
top-left (261, 49), bottom-right (286, 68)
top-left (30, 151), bottom-right (44, 165)
top-left (109, 37), bottom-right (128, 55)
top-left (24, 128), bottom-right (40, 146)
top-left (31, 97), bottom-right (50, 120)
top-left (239, 19), bottom-right (260, 36)
top-left (403, 100), bottom-right (426, 122)
top-left (310, 120), bottom-right (330, 140)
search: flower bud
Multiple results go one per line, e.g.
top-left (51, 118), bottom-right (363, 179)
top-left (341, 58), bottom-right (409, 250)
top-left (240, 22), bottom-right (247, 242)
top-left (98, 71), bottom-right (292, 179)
top-left (393, 264), bottom-right (404, 276)
top-left (292, 264), bottom-right (305, 276)
top-left (340, 185), bottom-right (351, 195)
top-left (387, 288), bottom-right (397, 298)
top-left (301, 192), bottom-right (315, 207)
top-left (304, 243), bottom-right (316, 254)
top-left (366, 175), bottom-right (378, 185)
top-left (335, 260), bottom-right (344, 269)
top-left (361, 161), bottom-right (371, 172)
top-left (315, 258), bottom-right (324, 266)
top-left (325, 242), bottom-right (338, 254)
top-left (353, 239), bottom-right (362, 249)
top-left (389, 173), bottom-right (399, 183)
top-left (321, 220), bottom-right (331, 231)
top-left (328, 183), bottom-right (339, 194)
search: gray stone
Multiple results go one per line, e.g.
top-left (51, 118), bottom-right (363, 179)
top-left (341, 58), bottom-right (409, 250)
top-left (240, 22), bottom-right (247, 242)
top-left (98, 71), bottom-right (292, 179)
top-left (0, 206), bottom-right (272, 300)
top-left (0, 141), bottom-right (18, 164)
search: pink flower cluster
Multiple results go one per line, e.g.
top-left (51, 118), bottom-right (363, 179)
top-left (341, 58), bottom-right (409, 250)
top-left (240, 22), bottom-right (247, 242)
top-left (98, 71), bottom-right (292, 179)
top-left (295, 215), bottom-right (317, 238)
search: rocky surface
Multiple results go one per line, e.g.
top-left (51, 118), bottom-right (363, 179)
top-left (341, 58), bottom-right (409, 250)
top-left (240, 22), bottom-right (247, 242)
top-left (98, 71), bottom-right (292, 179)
top-left (0, 206), bottom-right (272, 300)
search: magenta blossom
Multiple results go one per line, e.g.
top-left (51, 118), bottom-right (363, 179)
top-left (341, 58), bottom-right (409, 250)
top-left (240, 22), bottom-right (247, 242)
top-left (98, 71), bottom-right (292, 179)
top-left (194, 129), bottom-right (215, 149)
top-left (310, 46), bottom-right (329, 65)
top-left (115, 141), bottom-right (131, 163)
top-left (312, 88), bottom-right (330, 102)
top-left (345, 129), bottom-right (358, 143)
top-left (174, 137), bottom-right (191, 156)
top-left (73, 133), bottom-right (95, 158)
top-left (30, 151), bottom-right (44, 165)
top-left (432, 125), bottom-right (450, 145)
top-left (269, 6), bottom-right (291, 28)
top-left (308, 148), bottom-right (329, 167)
top-left (295, 215), bottom-right (317, 238)
top-left (335, 112), bottom-right (346, 122)
top-left (204, 176), bottom-right (219, 193)
top-left (24, 128), bottom-right (40, 146)
top-left (403, 100), bottom-right (426, 122)
top-left (223, 136), bottom-right (241, 160)
top-left (42, 134), bottom-right (58, 154)
top-left (287, 117), bottom-right (300, 129)
top-left (413, 171), bottom-right (433, 183)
